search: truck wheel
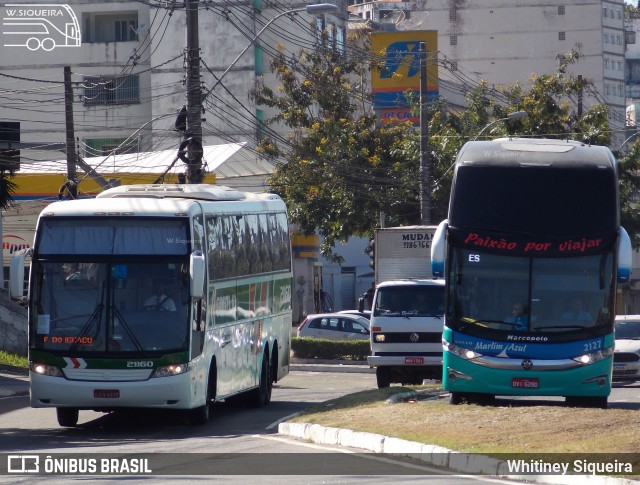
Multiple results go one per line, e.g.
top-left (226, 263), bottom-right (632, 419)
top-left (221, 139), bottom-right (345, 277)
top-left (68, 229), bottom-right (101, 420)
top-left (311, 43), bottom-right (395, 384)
top-left (376, 368), bottom-right (391, 388)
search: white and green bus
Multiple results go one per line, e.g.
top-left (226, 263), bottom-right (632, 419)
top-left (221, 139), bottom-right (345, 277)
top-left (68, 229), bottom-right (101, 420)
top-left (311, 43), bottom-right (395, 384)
top-left (10, 184), bottom-right (292, 426)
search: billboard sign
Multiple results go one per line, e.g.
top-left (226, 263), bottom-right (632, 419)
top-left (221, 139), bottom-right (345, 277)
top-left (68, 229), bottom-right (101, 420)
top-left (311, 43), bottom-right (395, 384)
top-left (371, 31), bottom-right (439, 122)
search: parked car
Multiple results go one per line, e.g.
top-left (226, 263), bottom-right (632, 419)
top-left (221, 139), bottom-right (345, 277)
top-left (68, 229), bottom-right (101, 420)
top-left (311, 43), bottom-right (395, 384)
top-left (297, 313), bottom-right (370, 341)
top-left (613, 315), bottom-right (640, 382)
top-left (337, 309), bottom-right (371, 320)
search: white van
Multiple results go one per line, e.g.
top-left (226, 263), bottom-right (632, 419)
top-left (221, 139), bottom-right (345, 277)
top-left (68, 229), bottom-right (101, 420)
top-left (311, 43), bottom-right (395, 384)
top-left (364, 279), bottom-right (445, 388)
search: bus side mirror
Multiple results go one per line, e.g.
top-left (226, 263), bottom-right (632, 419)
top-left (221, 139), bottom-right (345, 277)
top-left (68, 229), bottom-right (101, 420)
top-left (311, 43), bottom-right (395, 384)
top-left (618, 227), bottom-right (632, 284)
top-left (190, 250), bottom-right (205, 299)
top-left (431, 220), bottom-right (448, 278)
top-left (9, 248), bottom-right (32, 300)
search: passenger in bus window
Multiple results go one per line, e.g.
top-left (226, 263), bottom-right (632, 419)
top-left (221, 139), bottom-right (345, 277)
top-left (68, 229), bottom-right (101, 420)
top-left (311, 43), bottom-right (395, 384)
top-left (143, 282), bottom-right (177, 311)
top-left (561, 296), bottom-right (591, 322)
top-left (504, 301), bottom-right (529, 331)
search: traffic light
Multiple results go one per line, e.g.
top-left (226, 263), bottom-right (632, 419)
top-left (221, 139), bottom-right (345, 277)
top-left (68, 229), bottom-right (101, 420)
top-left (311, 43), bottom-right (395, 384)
top-left (364, 239), bottom-right (375, 269)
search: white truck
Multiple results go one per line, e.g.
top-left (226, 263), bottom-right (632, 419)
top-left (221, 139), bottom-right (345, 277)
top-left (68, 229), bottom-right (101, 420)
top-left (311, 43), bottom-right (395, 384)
top-left (361, 226), bottom-right (446, 388)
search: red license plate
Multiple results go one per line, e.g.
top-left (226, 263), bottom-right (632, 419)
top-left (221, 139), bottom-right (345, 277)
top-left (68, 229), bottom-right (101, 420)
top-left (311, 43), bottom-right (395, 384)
top-left (405, 357), bottom-right (424, 364)
top-left (94, 389), bottom-right (120, 398)
top-left (511, 378), bottom-right (539, 389)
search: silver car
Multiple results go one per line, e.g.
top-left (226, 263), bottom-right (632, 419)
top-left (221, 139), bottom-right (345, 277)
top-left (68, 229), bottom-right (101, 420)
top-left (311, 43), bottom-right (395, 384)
top-left (297, 313), bottom-right (370, 341)
top-left (613, 315), bottom-right (640, 382)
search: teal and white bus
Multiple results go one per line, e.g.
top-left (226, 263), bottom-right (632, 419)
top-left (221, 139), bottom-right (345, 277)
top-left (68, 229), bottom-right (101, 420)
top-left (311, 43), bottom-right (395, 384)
top-left (10, 184), bottom-right (292, 426)
top-left (431, 138), bottom-right (632, 408)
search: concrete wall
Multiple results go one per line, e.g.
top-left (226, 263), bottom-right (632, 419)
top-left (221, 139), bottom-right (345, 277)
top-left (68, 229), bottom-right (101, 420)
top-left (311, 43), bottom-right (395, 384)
top-left (0, 292), bottom-right (27, 355)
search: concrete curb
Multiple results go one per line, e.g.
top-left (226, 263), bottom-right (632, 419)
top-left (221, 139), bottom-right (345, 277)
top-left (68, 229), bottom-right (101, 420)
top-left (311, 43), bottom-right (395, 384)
top-left (278, 421), bottom-right (640, 484)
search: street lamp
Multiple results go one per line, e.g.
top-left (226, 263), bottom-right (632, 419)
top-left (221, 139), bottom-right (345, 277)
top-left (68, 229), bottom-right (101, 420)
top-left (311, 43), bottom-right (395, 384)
top-left (473, 111), bottom-right (528, 140)
top-left (201, 3), bottom-right (340, 103)
top-left (616, 132), bottom-right (640, 152)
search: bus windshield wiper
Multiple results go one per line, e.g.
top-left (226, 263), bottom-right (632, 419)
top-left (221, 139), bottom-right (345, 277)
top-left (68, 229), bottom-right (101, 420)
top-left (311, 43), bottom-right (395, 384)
top-left (69, 303), bottom-right (104, 352)
top-left (111, 305), bottom-right (144, 353)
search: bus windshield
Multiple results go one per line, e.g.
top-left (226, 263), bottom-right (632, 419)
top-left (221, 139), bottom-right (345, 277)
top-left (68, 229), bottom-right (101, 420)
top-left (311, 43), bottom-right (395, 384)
top-left (446, 247), bottom-right (615, 334)
top-left (30, 261), bottom-right (189, 354)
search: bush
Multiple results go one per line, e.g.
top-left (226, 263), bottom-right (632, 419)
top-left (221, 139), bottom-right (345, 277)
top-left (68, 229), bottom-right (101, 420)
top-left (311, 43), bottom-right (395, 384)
top-left (291, 337), bottom-right (370, 361)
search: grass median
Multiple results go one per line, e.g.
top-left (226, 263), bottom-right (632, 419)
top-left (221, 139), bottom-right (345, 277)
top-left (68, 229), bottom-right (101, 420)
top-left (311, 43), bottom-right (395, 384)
top-left (288, 385), bottom-right (640, 456)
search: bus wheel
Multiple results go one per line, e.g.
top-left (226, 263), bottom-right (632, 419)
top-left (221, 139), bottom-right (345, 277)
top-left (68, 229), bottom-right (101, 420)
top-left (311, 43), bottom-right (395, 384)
top-left (376, 368), bottom-right (391, 388)
top-left (449, 392), bottom-right (464, 405)
top-left (56, 407), bottom-right (79, 427)
top-left (190, 366), bottom-right (216, 425)
top-left (250, 352), bottom-right (272, 408)
top-left (26, 37), bottom-right (41, 51)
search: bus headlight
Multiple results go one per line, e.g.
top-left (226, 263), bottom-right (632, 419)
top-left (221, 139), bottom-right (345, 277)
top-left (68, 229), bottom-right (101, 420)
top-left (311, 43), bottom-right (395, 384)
top-left (30, 362), bottom-right (64, 377)
top-left (443, 340), bottom-right (482, 360)
top-left (374, 334), bottom-right (386, 342)
top-left (152, 363), bottom-right (191, 378)
top-left (572, 346), bottom-right (614, 365)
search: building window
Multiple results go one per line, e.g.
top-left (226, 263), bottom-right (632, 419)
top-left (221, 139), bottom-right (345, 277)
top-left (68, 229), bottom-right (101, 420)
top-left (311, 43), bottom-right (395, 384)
top-left (83, 137), bottom-right (138, 157)
top-left (450, 35), bottom-right (457, 46)
top-left (605, 59), bottom-right (610, 70)
top-left (450, 61), bottom-right (458, 71)
top-left (450, 9), bottom-right (457, 21)
top-left (602, 6), bottom-right (607, 18)
top-left (83, 12), bottom-right (139, 43)
top-left (559, 32), bottom-right (565, 41)
top-left (558, 5), bottom-right (565, 15)
top-left (83, 74), bottom-right (140, 106)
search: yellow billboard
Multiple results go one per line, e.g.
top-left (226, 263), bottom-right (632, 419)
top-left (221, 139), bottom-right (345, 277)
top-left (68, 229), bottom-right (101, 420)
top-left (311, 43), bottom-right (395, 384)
top-left (371, 31), bottom-right (439, 121)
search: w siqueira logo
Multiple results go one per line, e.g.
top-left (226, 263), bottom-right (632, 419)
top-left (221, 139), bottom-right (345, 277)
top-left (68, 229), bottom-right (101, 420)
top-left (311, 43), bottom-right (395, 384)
top-left (2, 4), bottom-right (80, 51)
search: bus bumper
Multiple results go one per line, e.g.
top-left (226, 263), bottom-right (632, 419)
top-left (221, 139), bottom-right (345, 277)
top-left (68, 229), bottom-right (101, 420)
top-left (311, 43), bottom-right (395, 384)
top-left (367, 354), bottom-right (442, 368)
top-left (29, 371), bottom-right (199, 410)
top-left (443, 353), bottom-right (612, 397)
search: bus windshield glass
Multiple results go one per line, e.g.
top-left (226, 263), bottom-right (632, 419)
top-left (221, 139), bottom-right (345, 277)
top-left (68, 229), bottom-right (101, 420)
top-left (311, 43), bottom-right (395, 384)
top-left (30, 261), bottom-right (189, 353)
top-left (446, 247), bottom-right (615, 334)
top-left (374, 285), bottom-right (445, 317)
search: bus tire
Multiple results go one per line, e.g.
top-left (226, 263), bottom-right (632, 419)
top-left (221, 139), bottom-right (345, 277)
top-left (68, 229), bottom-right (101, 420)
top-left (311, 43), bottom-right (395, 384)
top-left (449, 392), bottom-right (464, 405)
top-left (250, 351), bottom-right (272, 408)
top-left (190, 365), bottom-right (216, 425)
top-left (376, 367), bottom-right (391, 388)
top-left (56, 407), bottom-right (79, 427)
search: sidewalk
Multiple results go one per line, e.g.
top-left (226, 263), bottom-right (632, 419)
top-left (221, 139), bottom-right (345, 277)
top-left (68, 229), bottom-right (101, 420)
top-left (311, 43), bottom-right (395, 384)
top-left (0, 366), bottom-right (28, 398)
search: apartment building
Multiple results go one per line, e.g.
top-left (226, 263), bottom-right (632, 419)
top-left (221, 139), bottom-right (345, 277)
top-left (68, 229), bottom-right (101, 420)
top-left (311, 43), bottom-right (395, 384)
top-left (0, 0), bottom-right (346, 166)
top-left (349, 0), bottom-right (627, 147)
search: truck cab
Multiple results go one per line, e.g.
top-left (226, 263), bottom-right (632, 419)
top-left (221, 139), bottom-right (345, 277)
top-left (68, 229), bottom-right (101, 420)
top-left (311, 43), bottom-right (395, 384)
top-left (366, 279), bottom-right (445, 388)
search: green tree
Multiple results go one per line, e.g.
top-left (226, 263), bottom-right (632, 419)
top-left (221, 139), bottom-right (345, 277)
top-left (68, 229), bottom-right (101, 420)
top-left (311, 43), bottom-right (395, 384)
top-left (251, 40), bottom-right (419, 261)
top-left (253, 39), bottom-right (640, 255)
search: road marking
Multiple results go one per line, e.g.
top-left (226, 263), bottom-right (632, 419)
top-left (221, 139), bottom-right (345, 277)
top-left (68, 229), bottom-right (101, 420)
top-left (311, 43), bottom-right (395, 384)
top-left (255, 434), bottom-right (518, 483)
top-left (266, 411), bottom-right (300, 430)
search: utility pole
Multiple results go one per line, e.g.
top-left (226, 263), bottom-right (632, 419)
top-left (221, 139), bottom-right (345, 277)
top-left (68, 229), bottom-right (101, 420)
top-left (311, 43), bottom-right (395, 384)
top-left (184, 0), bottom-right (204, 184)
top-left (63, 66), bottom-right (78, 199)
top-left (419, 42), bottom-right (430, 225)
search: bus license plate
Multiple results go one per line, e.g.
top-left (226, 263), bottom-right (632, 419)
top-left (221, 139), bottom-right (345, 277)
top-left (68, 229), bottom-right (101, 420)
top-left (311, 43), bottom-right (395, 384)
top-left (512, 378), bottom-right (539, 389)
top-left (94, 389), bottom-right (120, 398)
top-left (614, 364), bottom-right (627, 371)
top-left (405, 357), bottom-right (424, 364)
